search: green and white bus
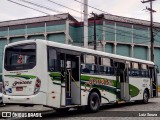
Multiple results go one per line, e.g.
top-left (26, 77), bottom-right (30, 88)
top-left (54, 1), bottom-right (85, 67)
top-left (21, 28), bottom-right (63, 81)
top-left (2, 39), bottom-right (158, 112)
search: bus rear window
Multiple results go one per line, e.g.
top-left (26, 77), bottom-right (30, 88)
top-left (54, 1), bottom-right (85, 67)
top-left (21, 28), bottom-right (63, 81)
top-left (4, 43), bottom-right (36, 71)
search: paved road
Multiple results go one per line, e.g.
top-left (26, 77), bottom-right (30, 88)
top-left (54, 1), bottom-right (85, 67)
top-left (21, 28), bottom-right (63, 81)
top-left (40, 96), bottom-right (160, 120)
top-left (0, 96), bottom-right (160, 120)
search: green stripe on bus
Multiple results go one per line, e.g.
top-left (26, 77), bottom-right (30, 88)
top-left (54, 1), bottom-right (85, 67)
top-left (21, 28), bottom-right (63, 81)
top-left (80, 75), bottom-right (139, 97)
top-left (4, 75), bottom-right (36, 79)
top-left (49, 72), bottom-right (140, 97)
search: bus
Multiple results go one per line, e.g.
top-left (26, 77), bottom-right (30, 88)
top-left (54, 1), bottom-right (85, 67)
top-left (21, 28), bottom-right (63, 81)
top-left (2, 39), bottom-right (158, 112)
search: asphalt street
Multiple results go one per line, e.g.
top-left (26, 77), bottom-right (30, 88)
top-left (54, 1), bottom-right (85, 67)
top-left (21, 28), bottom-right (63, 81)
top-left (0, 94), bottom-right (160, 120)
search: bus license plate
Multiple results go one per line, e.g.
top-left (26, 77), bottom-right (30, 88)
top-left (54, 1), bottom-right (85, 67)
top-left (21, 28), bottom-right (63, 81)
top-left (16, 87), bottom-right (23, 91)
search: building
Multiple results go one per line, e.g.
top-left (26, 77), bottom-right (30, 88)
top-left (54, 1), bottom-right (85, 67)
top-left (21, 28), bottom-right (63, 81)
top-left (0, 13), bottom-right (160, 74)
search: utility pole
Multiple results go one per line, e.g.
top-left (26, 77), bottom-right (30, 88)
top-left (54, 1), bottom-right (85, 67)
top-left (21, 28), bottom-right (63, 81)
top-left (91, 12), bottom-right (97, 50)
top-left (83, 0), bottom-right (88, 48)
top-left (91, 12), bottom-right (97, 65)
top-left (142, 0), bottom-right (156, 62)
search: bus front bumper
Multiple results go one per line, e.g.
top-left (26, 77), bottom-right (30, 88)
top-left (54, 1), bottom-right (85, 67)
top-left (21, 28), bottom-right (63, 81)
top-left (2, 92), bottom-right (46, 105)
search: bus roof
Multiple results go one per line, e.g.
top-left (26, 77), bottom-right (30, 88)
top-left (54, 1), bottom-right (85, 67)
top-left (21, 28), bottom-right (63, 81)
top-left (5, 39), bottom-right (154, 65)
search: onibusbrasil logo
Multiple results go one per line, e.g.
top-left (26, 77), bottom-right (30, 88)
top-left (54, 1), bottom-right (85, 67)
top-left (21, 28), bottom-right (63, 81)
top-left (2, 112), bottom-right (42, 118)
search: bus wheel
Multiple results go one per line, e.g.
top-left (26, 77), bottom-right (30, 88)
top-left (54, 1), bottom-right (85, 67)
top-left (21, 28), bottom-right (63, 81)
top-left (142, 90), bottom-right (149, 104)
top-left (88, 92), bottom-right (100, 112)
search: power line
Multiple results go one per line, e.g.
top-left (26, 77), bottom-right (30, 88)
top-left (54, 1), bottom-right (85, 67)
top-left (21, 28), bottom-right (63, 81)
top-left (7, 0), bottom-right (157, 44)
top-left (154, 34), bottom-right (160, 38)
top-left (47, 0), bottom-right (155, 36)
top-left (73, 0), bottom-right (159, 29)
top-left (7, 0), bottom-right (49, 15)
top-left (88, 25), bottom-right (149, 40)
top-left (15, 0), bottom-right (144, 40)
top-left (103, 24), bottom-right (150, 39)
top-left (47, 0), bottom-right (83, 14)
top-left (19, 0), bottom-right (63, 14)
top-left (7, 0), bottom-right (71, 22)
top-left (80, 34), bottom-right (151, 45)
top-left (71, 0), bottom-right (154, 39)
top-left (19, 0), bottom-right (81, 20)
top-left (153, 28), bottom-right (160, 37)
top-left (20, 0), bottom-right (155, 40)
top-left (45, 0), bottom-right (151, 38)
top-left (8, 0), bottom-right (159, 42)
top-left (77, 28), bottom-right (150, 43)
top-left (73, 0), bottom-right (110, 14)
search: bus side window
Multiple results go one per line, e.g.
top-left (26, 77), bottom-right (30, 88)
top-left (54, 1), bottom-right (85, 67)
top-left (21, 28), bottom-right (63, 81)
top-left (145, 70), bottom-right (148, 77)
top-left (48, 47), bottom-right (59, 72)
top-left (82, 54), bottom-right (98, 74)
top-left (128, 69), bottom-right (132, 76)
top-left (85, 64), bottom-right (92, 73)
top-left (99, 65), bottom-right (105, 74)
top-left (110, 67), bottom-right (114, 75)
top-left (110, 59), bottom-right (114, 75)
top-left (106, 66), bottom-right (110, 75)
top-left (10, 55), bottom-right (18, 65)
top-left (135, 70), bottom-right (140, 76)
top-left (130, 69), bottom-right (139, 77)
top-left (130, 62), bottom-right (139, 77)
top-left (92, 64), bottom-right (98, 74)
top-left (140, 64), bottom-right (149, 78)
top-left (146, 70), bottom-right (149, 78)
top-left (101, 57), bottom-right (113, 75)
top-left (141, 70), bottom-right (145, 77)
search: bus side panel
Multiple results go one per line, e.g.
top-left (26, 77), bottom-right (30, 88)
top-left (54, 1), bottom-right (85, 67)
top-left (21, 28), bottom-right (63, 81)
top-left (36, 41), bottom-right (48, 105)
top-left (61, 83), bottom-right (65, 106)
top-left (100, 76), bottom-right (117, 104)
top-left (101, 91), bottom-right (115, 104)
top-left (81, 86), bottom-right (89, 106)
top-left (80, 86), bottom-right (116, 105)
top-left (46, 74), bottom-right (61, 108)
top-left (129, 77), bottom-right (150, 101)
top-left (80, 74), bottom-right (117, 105)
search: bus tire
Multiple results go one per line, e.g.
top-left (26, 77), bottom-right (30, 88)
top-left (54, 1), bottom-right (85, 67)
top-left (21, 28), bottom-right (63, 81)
top-left (88, 92), bottom-right (100, 112)
top-left (142, 90), bottom-right (149, 104)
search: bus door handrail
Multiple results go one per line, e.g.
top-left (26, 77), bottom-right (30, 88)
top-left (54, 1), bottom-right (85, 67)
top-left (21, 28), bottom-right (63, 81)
top-left (123, 67), bottom-right (126, 99)
top-left (152, 80), bottom-right (157, 88)
top-left (67, 69), bottom-right (80, 88)
top-left (59, 70), bottom-right (80, 88)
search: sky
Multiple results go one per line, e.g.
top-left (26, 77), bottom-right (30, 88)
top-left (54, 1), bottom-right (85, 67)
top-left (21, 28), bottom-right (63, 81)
top-left (0, 0), bottom-right (160, 23)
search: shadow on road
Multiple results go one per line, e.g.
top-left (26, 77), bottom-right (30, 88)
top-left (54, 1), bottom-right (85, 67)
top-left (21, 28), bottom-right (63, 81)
top-left (32, 101), bottom-right (157, 119)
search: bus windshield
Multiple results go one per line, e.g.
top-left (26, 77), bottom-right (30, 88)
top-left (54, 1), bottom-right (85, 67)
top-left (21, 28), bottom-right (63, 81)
top-left (4, 43), bottom-right (36, 71)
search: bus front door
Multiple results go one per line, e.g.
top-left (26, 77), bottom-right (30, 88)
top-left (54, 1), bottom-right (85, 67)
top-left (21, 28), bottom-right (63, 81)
top-left (150, 67), bottom-right (158, 97)
top-left (119, 63), bottom-right (130, 101)
top-left (63, 54), bottom-right (81, 106)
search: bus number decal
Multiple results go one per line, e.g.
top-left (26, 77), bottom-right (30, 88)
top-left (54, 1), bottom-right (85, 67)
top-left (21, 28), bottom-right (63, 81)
top-left (84, 78), bottom-right (113, 91)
